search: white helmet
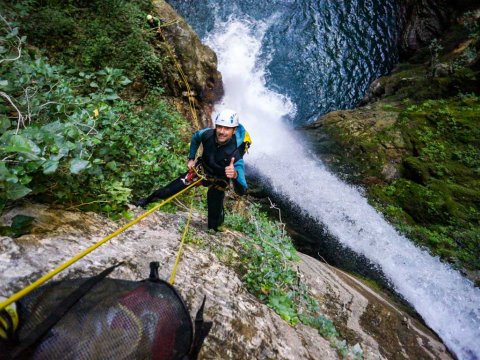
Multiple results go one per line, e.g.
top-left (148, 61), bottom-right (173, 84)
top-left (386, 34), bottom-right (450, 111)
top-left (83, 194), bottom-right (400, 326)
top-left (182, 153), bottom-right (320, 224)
top-left (214, 109), bottom-right (239, 128)
top-left (146, 14), bottom-right (153, 20)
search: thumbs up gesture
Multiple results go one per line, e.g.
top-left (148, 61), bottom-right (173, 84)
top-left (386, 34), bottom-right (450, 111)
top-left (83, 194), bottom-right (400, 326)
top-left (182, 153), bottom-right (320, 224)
top-left (225, 157), bottom-right (237, 179)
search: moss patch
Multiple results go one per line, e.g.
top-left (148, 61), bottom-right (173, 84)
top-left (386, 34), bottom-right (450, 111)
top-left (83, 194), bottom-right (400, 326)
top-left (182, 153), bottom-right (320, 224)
top-left (305, 14), bottom-right (480, 275)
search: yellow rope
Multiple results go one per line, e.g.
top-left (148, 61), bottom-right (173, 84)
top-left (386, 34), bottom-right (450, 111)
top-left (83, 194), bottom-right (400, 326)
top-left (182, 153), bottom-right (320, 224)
top-left (0, 19), bottom-right (206, 312)
top-left (158, 30), bottom-right (200, 130)
top-left (159, 19), bottom-right (180, 28)
top-left (0, 177), bottom-right (203, 312)
top-left (146, 18), bottom-right (200, 130)
top-left (169, 190), bottom-right (195, 285)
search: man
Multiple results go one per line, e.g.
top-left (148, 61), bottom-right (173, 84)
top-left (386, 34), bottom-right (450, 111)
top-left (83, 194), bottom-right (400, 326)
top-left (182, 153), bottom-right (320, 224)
top-left (136, 109), bottom-right (250, 231)
top-left (146, 14), bottom-right (162, 33)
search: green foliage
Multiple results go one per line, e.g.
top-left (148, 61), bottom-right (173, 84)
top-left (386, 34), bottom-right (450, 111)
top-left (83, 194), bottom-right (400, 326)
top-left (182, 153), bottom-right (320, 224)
top-left (0, 214), bottom-right (34, 237)
top-left (2, 0), bottom-right (174, 87)
top-left (228, 204), bottom-right (303, 324)
top-left (225, 204), bottom-right (362, 357)
top-left (367, 95), bottom-right (480, 269)
top-left (5, 0), bottom-right (150, 74)
top-left (463, 11), bottom-right (480, 38)
top-left (0, 17), bottom-right (190, 214)
top-left (299, 314), bottom-right (339, 338)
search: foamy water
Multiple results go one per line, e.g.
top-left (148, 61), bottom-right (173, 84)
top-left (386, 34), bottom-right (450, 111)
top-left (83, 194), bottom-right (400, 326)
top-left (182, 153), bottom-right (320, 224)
top-left (207, 19), bottom-right (480, 360)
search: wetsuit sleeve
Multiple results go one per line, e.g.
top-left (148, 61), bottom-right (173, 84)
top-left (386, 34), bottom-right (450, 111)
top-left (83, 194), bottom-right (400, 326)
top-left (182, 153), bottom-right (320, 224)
top-left (233, 159), bottom-right (247, 195)
top-left (188, 128), bottom-right (210, 159)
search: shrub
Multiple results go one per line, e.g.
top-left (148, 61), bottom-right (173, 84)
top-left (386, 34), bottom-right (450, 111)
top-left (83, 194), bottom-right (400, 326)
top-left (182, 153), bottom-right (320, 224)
top-left (0, 17), bottom-right (190, 214)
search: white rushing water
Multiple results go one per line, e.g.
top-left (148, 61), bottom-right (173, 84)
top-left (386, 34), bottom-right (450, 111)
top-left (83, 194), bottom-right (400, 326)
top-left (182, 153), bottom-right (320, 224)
top-left (206, 19), bottom-right (480, 360)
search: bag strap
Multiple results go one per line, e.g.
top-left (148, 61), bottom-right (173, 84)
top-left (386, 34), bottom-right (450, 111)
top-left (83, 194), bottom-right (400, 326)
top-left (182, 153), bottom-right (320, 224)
top-left (188, 296), bottom-right (212, 360)
top-left (9, 263), bottom-right (123, 360)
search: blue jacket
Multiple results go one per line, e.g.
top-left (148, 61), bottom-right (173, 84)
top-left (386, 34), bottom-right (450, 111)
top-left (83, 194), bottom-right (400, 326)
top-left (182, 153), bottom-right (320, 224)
top-left (188, 125), bottom-right (248, 194)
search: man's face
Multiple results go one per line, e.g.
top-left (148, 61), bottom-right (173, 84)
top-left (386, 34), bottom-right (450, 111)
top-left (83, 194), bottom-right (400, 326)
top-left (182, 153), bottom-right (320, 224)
top-left (215, 125), bottom-right (236, 144)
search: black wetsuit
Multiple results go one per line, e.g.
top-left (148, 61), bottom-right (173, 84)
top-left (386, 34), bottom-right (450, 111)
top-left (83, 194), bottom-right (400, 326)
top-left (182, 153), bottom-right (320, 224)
top-left (139, 129), bottom-right (246, 230)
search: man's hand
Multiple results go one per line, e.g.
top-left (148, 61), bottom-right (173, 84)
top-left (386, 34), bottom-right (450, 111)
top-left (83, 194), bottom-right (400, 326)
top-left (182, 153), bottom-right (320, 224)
top-left (187, 159), bottom-right (195, 170)
top-left (225, 158), bottom-right (237, 179)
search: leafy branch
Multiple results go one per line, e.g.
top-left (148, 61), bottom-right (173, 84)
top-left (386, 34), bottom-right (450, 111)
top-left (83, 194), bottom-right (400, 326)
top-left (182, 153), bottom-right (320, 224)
top-left (0, 14), bottom-right (25, 65)
top-left (0, 91), bottom-right (25, 134)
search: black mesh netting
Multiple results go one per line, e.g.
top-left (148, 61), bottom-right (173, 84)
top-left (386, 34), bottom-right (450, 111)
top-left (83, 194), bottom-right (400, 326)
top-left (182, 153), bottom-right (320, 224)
top-left (8, 275), bottom-right (195, 360)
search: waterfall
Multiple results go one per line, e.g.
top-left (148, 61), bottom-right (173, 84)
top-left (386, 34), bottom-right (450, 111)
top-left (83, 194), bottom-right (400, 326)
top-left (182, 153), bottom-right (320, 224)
top-left (206, 18), bottom-right (480, 360)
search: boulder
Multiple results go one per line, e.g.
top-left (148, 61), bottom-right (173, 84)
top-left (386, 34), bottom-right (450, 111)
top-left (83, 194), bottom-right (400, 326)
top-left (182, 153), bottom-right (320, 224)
top-left (0, 204), bottom-right (451, 359)
top-left (397, 0), bottom-right (451, 59)
top-left (302, 105), bottom-right (405, 183)
top-left (151, 0), bottom-right (224, 127)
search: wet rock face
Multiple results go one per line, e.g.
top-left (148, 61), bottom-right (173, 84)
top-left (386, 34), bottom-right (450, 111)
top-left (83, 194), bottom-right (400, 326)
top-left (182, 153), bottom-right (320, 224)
top-left (0, 204), bottom-right (336, 360)
top-left (396, 0), bottom-right (479, 60)
top-left (0, 204), bottom-right (450, 359)
top-left (300, 256), bottom-right (452, 360)
top-left (397, 0), bottom-right (451, 59)
top-left (302, 104), bottom-right (405, 184)
top-left (152, 0), bottom-right (224, 127)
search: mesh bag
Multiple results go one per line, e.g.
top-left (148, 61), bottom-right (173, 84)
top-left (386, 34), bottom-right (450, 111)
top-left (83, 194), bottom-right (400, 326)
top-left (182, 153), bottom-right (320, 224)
top-left (2, 263), bottom-right (210, 360)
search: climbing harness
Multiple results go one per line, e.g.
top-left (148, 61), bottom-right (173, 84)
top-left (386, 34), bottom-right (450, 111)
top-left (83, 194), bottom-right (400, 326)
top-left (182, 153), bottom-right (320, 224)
top-left (181, 164), bottom-right (204, 186)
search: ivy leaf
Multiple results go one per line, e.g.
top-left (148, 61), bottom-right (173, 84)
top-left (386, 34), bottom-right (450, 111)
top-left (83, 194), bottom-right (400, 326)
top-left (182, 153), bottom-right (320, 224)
top-left (42, 159), bottom-right (59, 174)
top-left (4, 134), bottom-right (33, 153)
top-left (50, 146), bottom-right (69, 161)
top-left (105, 94), bottom-right (120, 100)
top-left (0, 161), bottom-right (15, 182)
top-left (120, 77), bottom-right (132, 86)
top-left (89, 82), bottom-right (99, 88)
top-left (0, 117), bottom-right (10, 132)
top-left (6, 182), bottom-right (31, 200)
top-left (106, 161), bottom-right (117, 171)
top-left (69, 158), bottom-right (90, 174)
top-left (42, 120), bottom-right (64, 133)
top-left (6, 27), bottom-right (19, 39)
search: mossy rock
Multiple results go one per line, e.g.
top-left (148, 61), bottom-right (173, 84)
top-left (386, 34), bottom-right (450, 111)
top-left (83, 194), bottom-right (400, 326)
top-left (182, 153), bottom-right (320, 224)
top-left (387, 179), bottom-right (453, 224)
top-left (402, 156), bottom-right (432, 184)
top-left (447, 183), bottom-right (480, 207)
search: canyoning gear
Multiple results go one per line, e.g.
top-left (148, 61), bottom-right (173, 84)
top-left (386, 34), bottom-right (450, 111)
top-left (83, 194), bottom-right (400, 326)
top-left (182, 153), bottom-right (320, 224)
top-left (0, 298), bottom-right (18, 341)
top-left (1, 262), bottom-right (212, 360)
top-left (214, 109), bottom-right (239, 128)
top-left (140, 122), bottom-right (251, 230)
top-left (188, 124), bottom-right (251, 193)
top-left (181, 167), bottom-right (202, 186)
top-left (135, 168), bottom-right (228, 229)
